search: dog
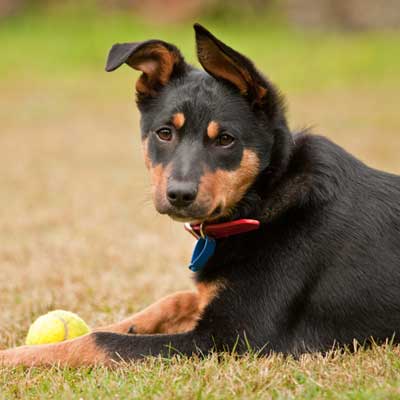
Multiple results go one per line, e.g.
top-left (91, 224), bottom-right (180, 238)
top-left (1, 23), bottom-right (400, 367)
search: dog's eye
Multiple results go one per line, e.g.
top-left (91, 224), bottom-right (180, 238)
top-left (155, 127), bottom-right (173, 142)
top-left (215, 134), bottom-right (235, 147)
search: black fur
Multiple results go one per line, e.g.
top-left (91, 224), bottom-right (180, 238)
top-left (98, 24), bottom-right (400, 360)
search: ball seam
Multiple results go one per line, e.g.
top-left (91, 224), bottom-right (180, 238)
top-left (57, 315), bottom-right (69, 341)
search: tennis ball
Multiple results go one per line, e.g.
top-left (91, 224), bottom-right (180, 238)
top-left (26, 310), bottom-right (90, 345)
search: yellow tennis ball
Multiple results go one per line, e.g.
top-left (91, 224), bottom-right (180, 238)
top-left (26, 310), bottom-right (90, 345)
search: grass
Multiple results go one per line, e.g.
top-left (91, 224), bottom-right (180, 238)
top-left (2, 349), bottom-right (400, 399)
top-left (2, 7), bottom-right (400, 92)
top-left (1, 7), bottom-right (400, 399)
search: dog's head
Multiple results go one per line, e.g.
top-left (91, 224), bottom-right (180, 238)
top-left (106, 24), bottom-right (288, 223)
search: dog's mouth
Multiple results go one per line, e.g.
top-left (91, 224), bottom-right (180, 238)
top-left (167, 204), bottom-right (224, 224)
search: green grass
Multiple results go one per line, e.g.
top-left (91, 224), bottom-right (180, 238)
top-left (2, 349), bottom-right (400, 399)
top-left (1, 7), bottom-right (400, 399)
top-left (1, 8), bottom-right (400, 92)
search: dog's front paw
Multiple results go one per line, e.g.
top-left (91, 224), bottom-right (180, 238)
top-left (0, 343), bottom-right (55, 367)
top-left (0, 346), bottom-right (32, 367)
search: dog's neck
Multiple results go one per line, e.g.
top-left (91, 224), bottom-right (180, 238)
top-left (229, 131), bottom-right (325, 224)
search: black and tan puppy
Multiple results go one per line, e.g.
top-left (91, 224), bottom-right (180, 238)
top-left (2, 24), bottom-right (400, 366)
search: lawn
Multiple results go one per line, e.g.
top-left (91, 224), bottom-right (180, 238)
top-left (1, 7), bottom-right (400, 399)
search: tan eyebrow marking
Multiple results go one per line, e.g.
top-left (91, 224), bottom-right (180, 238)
top-left (172, 112), bottom-right (185, 130)
top-left (207, 121), bottom-right (220, 139)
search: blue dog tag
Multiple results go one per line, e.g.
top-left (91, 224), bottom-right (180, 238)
top-left (188, 236), bottom-right (216, 272)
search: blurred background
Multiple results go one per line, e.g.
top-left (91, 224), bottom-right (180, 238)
top-left (1, 1), bottom-right (400, 345)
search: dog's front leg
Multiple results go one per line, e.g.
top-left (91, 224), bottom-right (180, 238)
top-left (0, 333), bottom-right (110, 367)
top-left (0, 292), bottom-right (202, 367)
top-left (96, 283), bottom-right (220, 335)
top-left (97, 290), bottom-right (200, 335)
top-left (91, 330), bottom-right (213, 362)
top-left (0, 282), bottom-right (223, 367)
top-left (0, 329), bottom-right (212, 367)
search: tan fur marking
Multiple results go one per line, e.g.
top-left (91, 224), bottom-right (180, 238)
top-left (151, 164), bottom-right (165, 187)
top-left (150, 163), bottom-right (171, 211)
top-left (0, 334), bottom-right (108, 367)
top-left (207, 121), bottom-right (220, 139)
top-left (132, 291), bottom-right (199, 334)
top-left (257, 86), bottom-right (268, 99)
top-left (197, 281), bottom-right (222, 312)
top-left (97, 282), bottom-right (224, 335)
top-left (197, 37), bottom-right (267, 101)
top-left (172, 112), bottom-right (185, 130)
top-left (197, 149), bottom-right (260, 219)
top-left (142, 138), bottom-right (151, 170)
top-left (130, 44), bottom-right (178, 96)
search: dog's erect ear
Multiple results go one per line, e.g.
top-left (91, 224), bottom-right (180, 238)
top-left (105, 40), bottom-right (186, 97)
top-left (194, 24), bottom-right (267, 105)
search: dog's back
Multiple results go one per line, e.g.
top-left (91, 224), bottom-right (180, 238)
top-left (280, 134), bottom-right (400, 352)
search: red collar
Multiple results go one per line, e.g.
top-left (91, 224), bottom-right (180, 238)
top-left (184, 219), bottom-right (260, 239)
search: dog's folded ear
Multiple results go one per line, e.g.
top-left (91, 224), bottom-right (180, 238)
top-left (105, 40), bottom-right (187, 97)
top-left (194, 24), bottom-right (268, 105)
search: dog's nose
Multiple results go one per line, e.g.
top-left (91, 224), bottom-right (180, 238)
top-left (167, 181), bottom-right (197, 208)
